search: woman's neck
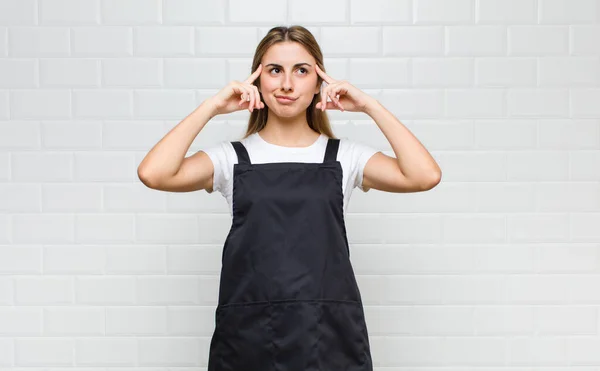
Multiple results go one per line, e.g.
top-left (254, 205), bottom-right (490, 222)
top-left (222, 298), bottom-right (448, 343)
top-left (258, 126), bottom-right (319, 148)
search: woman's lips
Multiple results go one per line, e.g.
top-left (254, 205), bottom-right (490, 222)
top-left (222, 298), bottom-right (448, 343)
top-left (276, 96), bottom-right (296, 104)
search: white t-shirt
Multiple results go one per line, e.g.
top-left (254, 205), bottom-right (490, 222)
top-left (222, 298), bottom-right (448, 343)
top-left (202, 132), bottom-right (379, 217)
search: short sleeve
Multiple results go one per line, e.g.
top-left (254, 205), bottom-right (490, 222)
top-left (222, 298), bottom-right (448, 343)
top-left (200, 141), bottom-right (233, 196)
top-left (351, 141), bottom-right (379, 192)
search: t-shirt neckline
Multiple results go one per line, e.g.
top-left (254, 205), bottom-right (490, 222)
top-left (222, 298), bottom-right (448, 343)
top-left (255, 132), bottom-right (324, 150)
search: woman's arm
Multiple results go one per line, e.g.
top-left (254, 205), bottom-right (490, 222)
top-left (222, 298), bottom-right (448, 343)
top-left (137, 98), bottom-right (218, 192)
top-left (362, 99), bottom-right (442, 193)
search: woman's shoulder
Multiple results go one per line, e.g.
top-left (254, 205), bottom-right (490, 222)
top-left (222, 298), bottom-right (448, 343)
top-left (200, 139), bottom-right (239, 195)
top-left (337, 137), bottom-right (378, 161)
top-left (204, 133), bottom-right (256, 162)
top-left (202, 140), bottom-right (235, 162)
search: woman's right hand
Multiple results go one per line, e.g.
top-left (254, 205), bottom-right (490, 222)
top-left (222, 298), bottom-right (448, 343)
top-left (210, 64), bottom-right (265, 116)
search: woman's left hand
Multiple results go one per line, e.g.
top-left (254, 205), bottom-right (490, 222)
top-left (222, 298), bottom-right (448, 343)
top-left (315, 64), bottom-right (374, 113)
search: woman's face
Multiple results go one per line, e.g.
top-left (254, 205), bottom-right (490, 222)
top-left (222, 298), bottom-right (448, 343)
top-left (259, 42), bottom-right (321, 117)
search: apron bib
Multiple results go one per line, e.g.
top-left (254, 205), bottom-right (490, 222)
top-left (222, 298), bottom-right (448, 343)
top-left (207, 137), bottom-right (373, 371)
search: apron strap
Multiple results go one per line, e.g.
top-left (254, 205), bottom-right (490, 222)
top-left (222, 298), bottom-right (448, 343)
top-left (231, 141), bottom-right (251, 165)
top-left (232, 138), bottom-right (339, 165)
top-left (323, 138), bottom-right (340, 163)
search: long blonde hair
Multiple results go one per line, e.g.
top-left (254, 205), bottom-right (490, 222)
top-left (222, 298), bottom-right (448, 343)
top-left (241, 25), bottom-right (337, 140)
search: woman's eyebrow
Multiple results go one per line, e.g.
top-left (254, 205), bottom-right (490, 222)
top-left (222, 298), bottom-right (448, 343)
top-left (265, 63), bottom-right (312, 68)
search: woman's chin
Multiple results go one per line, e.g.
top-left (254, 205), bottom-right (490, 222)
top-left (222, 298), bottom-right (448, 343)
top-left (270, 105), bottom-right (306, 117)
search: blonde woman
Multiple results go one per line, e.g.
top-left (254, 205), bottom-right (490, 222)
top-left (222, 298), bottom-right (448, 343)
top-left (138, 25), bottom-right (441, 371)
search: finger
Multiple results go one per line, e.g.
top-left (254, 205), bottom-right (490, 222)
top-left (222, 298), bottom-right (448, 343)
top-left (251, 86), bottom-right (257, 111)
top-left (239, 90), bottom-right (245, 106)
top-left (315, 64), bottom-right (334, 85)
top-left (316, 101), bottom-right (334, 111)
top-left (245, 63), bottom-right (263, 85)
top-left (239, 86), bottom-right (250, 106)
top-left (321, 89), bottom-right (327, 112)
top-left (328, 88), bottom-right (338, 106)
top-left (327, 91), bottom-right (340, 111)
top-left (337, 96), bottom-right (344, 111)
top-left (234, 84), bottom-right (244, 106)
top-left (247, 84), bottom-right (255, 112)
top-left (328, 83), bottom-right (345, 109)
top-left (331, 89), bottom-right (344, 111)
top-left (253, 86), bottom-right (261, 110)
top-left (331, 93), bottom-right (343, 111)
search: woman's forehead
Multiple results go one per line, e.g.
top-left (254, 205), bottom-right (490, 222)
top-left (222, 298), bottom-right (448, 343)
top-left (263, 43), bottom-right (315, 64)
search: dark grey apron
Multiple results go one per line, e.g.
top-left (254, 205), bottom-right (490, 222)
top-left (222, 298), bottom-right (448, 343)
top-left (208, 137), bottom-right (373, 370)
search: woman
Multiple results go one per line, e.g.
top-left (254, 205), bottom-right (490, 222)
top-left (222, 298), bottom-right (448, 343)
top-left (138, 25), bottom-right (441, 371)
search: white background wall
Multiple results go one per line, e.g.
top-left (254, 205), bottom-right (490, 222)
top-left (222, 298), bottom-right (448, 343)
top-left (1, 0), bottom-right (600, 369)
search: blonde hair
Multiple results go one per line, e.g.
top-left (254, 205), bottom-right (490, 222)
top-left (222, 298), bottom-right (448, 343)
top-left (240, 25), bottom-right (337, 140)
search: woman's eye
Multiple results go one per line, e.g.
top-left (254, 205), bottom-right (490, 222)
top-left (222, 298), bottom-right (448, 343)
top-left (270, 68), bottom-right (308, 75)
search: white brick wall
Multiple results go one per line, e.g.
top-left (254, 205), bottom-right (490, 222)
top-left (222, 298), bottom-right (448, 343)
top-left (0, 0), bottom-right (599, 369)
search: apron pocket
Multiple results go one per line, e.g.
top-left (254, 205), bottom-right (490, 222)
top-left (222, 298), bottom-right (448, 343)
top-left (270, 301), bottom-right (320, 371)
top-left (217, 302), bottom-right (274, 371)
top-left (318, 300), bottom-right (367, 370)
